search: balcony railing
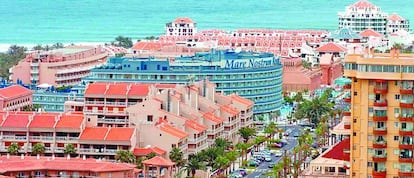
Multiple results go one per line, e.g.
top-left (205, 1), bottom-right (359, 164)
top-left (105, 101), bottom-right (126, 106)
top-left (373, 127), bottom-right (387, 135)
top-left (2, 135), bottom-right (27, 140)
top-left (78, 148), bottom-right (119, 154)
top-left (373, 141), bottom-right (387, 149)
top-left (85, 101), bottom-right (105, 105)
top-left (373, 100), bottom-right (387, 107)
top-left (372, 154), bottom-right (387, 162)
top-left (399, 128), bottom-right (413, 136)
top-left (343, 111), bottom-right (351, 116)
top-left (188, 135), bottom-right (207, 143)
top-left (372, 170), bottom-right (386, 177)
top-left (343, 95), bottom-right (351, 103)
top-left (29, 136), bottom-right (54, 141)
top-left (344, 122), bottom-right (351, 129)
top-left (373, 114), bottom-right (387, 121)
top-left (55, 136), bottom-right (78, 141)
top-left (399, 156), bottom-right (413, 163)
top-left (400, 114), bottom-right (413, 121)
top-left (400, 87), bottom-right (413, 94)
top-left (398, 169), bottom-right (413, 177)
top-left (399, 140), bottom-right (414, 149)
top-left (97, 118), bottom-right (127, 123)
top-left (343, 84), bottom-right (351, 89)
top-left (400, 100), bottom-right (413, 108)
top-left (374, 85), bottom-right (388, 94)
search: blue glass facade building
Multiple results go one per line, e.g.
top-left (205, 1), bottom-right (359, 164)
top-left (83, 50), bottom-right (283, 118)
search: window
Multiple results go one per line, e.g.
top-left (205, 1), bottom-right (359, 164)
top-left (147, 115), bottom-right (153, 122)
top-left (368, 121), bottom-right (373, 127)
top-left (354, 91), bottom-right (358, 96)
top-left (352, 145), bottom-right (357, 150)
top-left (368, 135), bottom-right (373, 140)
top-left (394, 108), bottom-right (400, 114)
top-left (395, 94), bottom-right (400, 100)
top-left (367, 162), bottom-right (372, 167)
top-left (394, 136), bottom-right (399, 141)
top-left (394, 122), bottom-right (399, 128)
top-left (353, 132), bottom-right (357, 136)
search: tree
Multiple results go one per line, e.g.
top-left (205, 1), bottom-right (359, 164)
top-left (32, 143), bottom-right (45, 155)
top-left (296, 96), bottom-right (332, 124)
top-left (214, 138), bottom-right (231, 150)
top-left (235, 143), bottom-right (251, 164)
top-left (185, 156), bottom-right (206, 178)
top-left (8, 45), bottom-right (26, 57)
top-left (169, 147), bottom-right (185, 171)
top-left (214, 155), bottom-right (230, 175)
top-left (293, 92), bottom-right (304, 103)
top-left (253, 136), bottom-right (267, 151)
top-left (7, 143), bottom-right (20, 155)
top-left (115, 150), bottom-right (136, 163)
top-left (33, 44), bottom-right (44, 51)
top-left (113, 36), bottom-right (133, 48)
top-left (63, 144), bottom-right (77, 156)
top-left (238, 127), bottom-right (255, 143)
top-left (52, 42), bottom-right (64, 49)
top-left (225, 150), bottom-right (238, 172)
top-left (22, 104), bottom-right (41, 111)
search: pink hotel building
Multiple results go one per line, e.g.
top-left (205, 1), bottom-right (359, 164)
top-left (9, 46), bottom-right (107, 86)
top-left (0, 80), bottom-right (253, 163)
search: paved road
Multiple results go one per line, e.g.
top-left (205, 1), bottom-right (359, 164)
top-left (246, 126), bottom-right (300, 178)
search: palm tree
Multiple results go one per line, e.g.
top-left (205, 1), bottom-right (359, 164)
top-left (63, 144), bottom-right (77, 156)
top-left (235, 143), bottom-right (251, 164)
top-left (185, 156), bottom-right (206, 178)
top-left (214, 138), bottom-right (231, 150)
top-left (296, 96), bottom-right (332, 124)
top-left (114, 36), bottom-right (133, 48)
top-left (253, 136), bottom-right (267, 151)
top-left (52, 42), bottom-right (64, 49)
top-left (266, 161), bottom-right (285, 177)
top-left (214, 155), bottom-right (230, 175)
top-left (238, 127), bottom-right (255, 143)
top-left (115, 150), bottom-right (136, 163)
top-left (293, 92), bottom-right (304, 103)
top-left (225, 150), bottom-right (238, 172)
top-left (7, 143), bottom-right (20, 155)
top-left (169, 147), bottom-right (185, 172)
top-left (33, 44), bottom-right (44, 51)
top-left (32, 143), bottom-right (45, 155)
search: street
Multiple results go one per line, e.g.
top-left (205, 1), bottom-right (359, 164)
top-left (246, 125), bottom-right (301, 178)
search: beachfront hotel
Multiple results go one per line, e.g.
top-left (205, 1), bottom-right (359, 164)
top-left (83, 50), bottom-right (282, 119)
top-left (0, 85), bottom-right (33, 111)
top-left (9, 46), bottom-right (108, 87)
top-left (165, 17), bottom-right (197, 36)
top-left (338, 0), bottom-right (410, 35)
top-left (344, 48), bottom-right (414, 178)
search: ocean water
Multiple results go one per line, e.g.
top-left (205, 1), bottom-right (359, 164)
top-left (0, 0), bottom-right (413, 45)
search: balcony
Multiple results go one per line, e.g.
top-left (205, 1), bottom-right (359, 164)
top-left (373, 100), bottom-right (387, 107)
top-left (54, 147), bottom-right (65, 153)
top-left (374, 83), bottom-right (388, 94)
top-left (400, 101), bottom-right (413, 108)
top-left (398, 170), bottom-right (413, 177)
top-left (399, 141), bottom-right (413, 149)
top-left (343, 111), bottom-right (351, 116)
top-left (85, 101), bottom-right (105, 105)
top-left (372, 170), bottom-right (386, 177)
top-left (400, 114), bottom-right (413, 122)
top-left (98, 118), bottom-right (127, 123)
top-left (399, 157), bottom-right (413, 163)
top-left (343, 84), bottom-right (351, 89)
top-left (373, 115), bottom-right (388, 121)
top-left (344, 122), bottom-right (351, 129)
top-left (400, 88), bottom-right (413, 94)
top-left (2, 135), bottom-right (27, 140)
top-left (188, 135), bottom-right (207, 144)
top-left (399, 129), bottom-right (413, 136)
top-left (29, 136), bottom-right (54, 141)
top-left (373, 127), bottom-right (387, 135)
top-left (372, 141), bottom-right (387, 149)
top-left (78, 148), bottom-right (119, 154)
top-left (372, 153), bottom-right (387, 162)
top-left (55, 136), bottom-right (78, 141)
top-left (105, 101), bottom-right (126, 106)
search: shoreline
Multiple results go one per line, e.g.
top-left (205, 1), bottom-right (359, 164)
top-left (0, 42), bottom-right (109, 53)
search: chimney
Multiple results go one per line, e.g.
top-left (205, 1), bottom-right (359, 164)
top-left (6, 153), bottom-right (9, 159)
top-left (37, 154), bottom-right (40, 160)
top-left (67, 154), bottom-right (70, 160)
top-left (20, 154), bottom-right (24, 160)
top-left (52, 154), bottom-right (55, 160)
top-left (83, 155), bottom-right (86, 160)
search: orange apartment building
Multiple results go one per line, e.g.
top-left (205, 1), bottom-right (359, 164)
top-left (0, 85), bottom-right (33, 111)
top-left (0, 155), bottom-right (138, 178)
top-left (10, 46), bottom-right (107, 86)
top-left (344, 48), bottom-right (414, 178)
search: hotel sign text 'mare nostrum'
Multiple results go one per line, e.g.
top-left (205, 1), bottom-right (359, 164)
top-left (224, 57), bottom-right (278, 69)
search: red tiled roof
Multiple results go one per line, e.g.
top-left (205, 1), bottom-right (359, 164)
top-left (388, 13), bottom-right (405, 21)
top-left (202, 112), bottom-right (224, 124)
top-left (154, 84), bottom-right (177, 89)
top-left (185, 119), bottom-right (207, 133)
top-left (79, 127), bottom-right (108, 141)
top-left (173, 17), bottom-right (194, 24)
top-left (29, 114), bottom-right (57, 128)
top-left (220, 105), bottom-right (240, 116)
top-left (0, 85), bottom-right (32, 100)
top-left (321, 138), bottom-right (350, 161)
top-left (316, 42), bottom-right (347, 52)
top-left (132, 41), bottom-right (162, 51)
top-left (105, 128), bottom-right (135, 141)
top-left (133, 147), bottom-right (166, 156)
top-left (1, 114), bottom-right (30, 128)
top-left (142, 156), bottom-right (175, 166)
top-left (55, 114), bottom-right (84, 129)
top-left (230, 95), bottom-right (254, 107)
top-left (159, 124), bottom-right (188, 139)
top-left (106, 83), bottom-right (128, 96)
top-left (0, 156), bottom-right (136, 173)
top-left (128, 84), bottom-right (150, 97)
top-left (349, 0), bottom-right (377, 10)
top-left (85, 83), bottom-right (107, 95)
top-left (360, 29), bottom-right (383, 38)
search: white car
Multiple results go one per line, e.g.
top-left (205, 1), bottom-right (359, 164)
top-left (274, 150), bottom-right (283, 157)
top-left (264, 156), bottom-right (272, 162)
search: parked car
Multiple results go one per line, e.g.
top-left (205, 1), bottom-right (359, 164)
top-left (264, 155), bottom-right (272, 162)
top-left (247, 159), bottom-right (259, 167)
top-left (293, 132), bottom-right (300, 137)
top-left (232, 169), bottom-right (247, 176)
top-left (274, 150), bottom-right (283, 157)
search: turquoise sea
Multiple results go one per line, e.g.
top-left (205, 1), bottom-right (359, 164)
top-left (0, 0), bottom-right (413, 44)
